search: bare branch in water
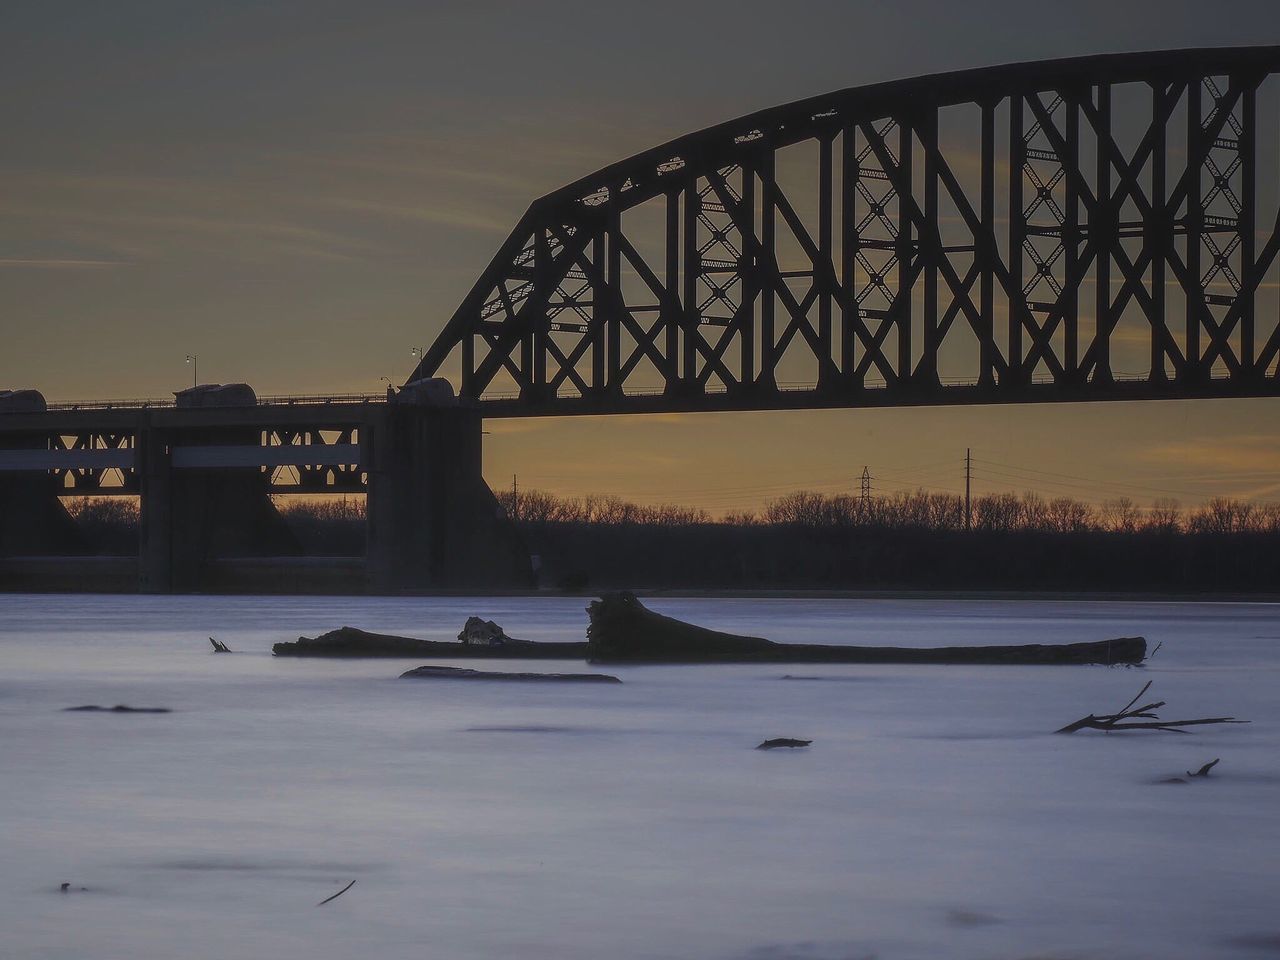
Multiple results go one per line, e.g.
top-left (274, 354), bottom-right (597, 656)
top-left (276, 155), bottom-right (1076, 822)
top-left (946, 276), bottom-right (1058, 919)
top-left (317, 880), bottom-right (356, 906)
top-left (1057, 685), bottom-right (1248, 734)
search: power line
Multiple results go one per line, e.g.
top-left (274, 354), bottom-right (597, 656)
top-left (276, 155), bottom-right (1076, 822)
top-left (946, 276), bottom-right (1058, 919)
top-left (970, 465), bottom-right (1205, 501)
top-left (971, 457), bottom-right (1211, 499)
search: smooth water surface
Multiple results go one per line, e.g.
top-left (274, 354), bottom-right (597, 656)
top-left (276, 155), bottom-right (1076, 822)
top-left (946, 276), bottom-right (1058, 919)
top-left (2, 594), bottom-right (1278, 960)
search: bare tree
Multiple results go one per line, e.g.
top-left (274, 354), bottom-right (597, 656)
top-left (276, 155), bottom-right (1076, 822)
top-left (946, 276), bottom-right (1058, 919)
top-left (1145, 497), bottom-right (1182, 533)
top-left (1189, 497), bottom-right (1256, 534)
top-left (1019, 492), bottom-right (1050, 530)
top-left (1045, 496), bottom-right (1096, 533)
top-left (1099, 497), bottom-right (1141, 533)
top-left (973, 493), bottom-right (1022, 531)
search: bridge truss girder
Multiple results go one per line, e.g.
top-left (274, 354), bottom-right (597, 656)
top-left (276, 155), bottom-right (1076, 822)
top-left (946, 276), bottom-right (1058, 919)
top-left (410, 48), bottom-right (1280, 417)
top-left (20, 426), bottom-right (365, 496)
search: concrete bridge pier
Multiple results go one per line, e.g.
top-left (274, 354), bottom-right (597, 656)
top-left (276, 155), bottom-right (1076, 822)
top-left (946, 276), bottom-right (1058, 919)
top-left (0, 390), bottom-right (85, 557)
top-left (366, 382), bottom-right (530, 591)
top-left (139, 384), bottom-right (299, 593)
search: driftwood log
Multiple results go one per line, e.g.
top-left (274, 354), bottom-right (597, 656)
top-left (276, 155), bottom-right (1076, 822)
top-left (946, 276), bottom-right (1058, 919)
top-left (1056, 681), bottom-right (1248, 733)
top-left (276, 594), bottom-right (1145, 665)
top-left (273, 626), bottom-right (587, 658)
top-left (585, 592), bottom-right (1146, 665)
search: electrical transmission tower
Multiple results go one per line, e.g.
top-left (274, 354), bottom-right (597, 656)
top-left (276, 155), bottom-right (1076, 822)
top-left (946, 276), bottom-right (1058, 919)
top-left (860, 466), bottom-right (872, 507)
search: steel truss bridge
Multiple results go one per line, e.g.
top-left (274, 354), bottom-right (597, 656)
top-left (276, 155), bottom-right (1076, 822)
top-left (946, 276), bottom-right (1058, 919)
top-left (0, 401), bottom-right (371, 497)
top-left (411, 47), bottom-right (1280, 417)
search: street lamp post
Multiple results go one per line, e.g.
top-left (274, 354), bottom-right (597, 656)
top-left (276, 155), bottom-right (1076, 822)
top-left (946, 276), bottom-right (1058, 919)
top-left (185, 354), bottom-right (198, 389)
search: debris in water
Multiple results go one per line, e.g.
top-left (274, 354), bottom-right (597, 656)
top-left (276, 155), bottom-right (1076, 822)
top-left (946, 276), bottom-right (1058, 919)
top-left (317, 880), bottom-right (356, 906)
top-left (457, 617), bottom-right (516, 645)
top-left (587, 592), bottom-right (1146, 664)
top-left (1056, 682), bottom-right (1248, 734)
top-left (64, 705), bottom-right (172, 714)
top-left (756, 738), bottom-right (812, 750)
top-left (274, 626), bottom-right (586, 658)
top-left (400, 665), bottom-right (621, 683)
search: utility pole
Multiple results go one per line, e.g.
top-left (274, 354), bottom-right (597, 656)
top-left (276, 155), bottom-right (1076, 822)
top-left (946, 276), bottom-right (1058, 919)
top-left (860, 466), bottom-right (871, 506)
top-left (964, 448), bottom-right (972, 531)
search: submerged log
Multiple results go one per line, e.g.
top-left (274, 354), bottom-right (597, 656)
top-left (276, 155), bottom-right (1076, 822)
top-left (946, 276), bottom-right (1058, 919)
top-left (273, 625), bottom-right (588, 658)
top-left (757, 738), bottom-right (812, 749)
top-left (586, 592), bottom-right (1146, 665)
top-left (400, 665), bottom-right (621, 683)
top-left (64, 704), bottom-right (172, 713)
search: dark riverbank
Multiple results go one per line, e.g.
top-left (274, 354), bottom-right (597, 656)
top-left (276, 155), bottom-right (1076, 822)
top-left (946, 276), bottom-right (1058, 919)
top-left (4, 545), bottom-right (1280, 600)
top-left (9, 489), bottom-right (1278, 596)
top-left (524, 523), bottom-right (1280, 595)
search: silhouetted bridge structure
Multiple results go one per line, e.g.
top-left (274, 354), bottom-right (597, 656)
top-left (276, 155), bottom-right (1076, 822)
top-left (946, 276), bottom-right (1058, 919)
top-left (4, 47), bottom-right (1280, 591)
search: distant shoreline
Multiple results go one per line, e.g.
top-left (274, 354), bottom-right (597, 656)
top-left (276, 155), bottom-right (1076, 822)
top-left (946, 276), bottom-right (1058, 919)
top-left (3, 555), bottom-right (1279, 603)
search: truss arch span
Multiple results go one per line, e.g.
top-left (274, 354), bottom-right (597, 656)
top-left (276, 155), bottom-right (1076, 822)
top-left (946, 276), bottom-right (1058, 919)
top-left (411, 47), bottom-right (1280, 417)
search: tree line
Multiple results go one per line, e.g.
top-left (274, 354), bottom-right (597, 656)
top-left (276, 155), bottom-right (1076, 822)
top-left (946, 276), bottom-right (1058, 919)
top-left (63, 488), bottom-right (1280, 538)
top-left (57, 488), bottom-right (1280, 590)
top-left (496, 488), bottom-right (1280, 536)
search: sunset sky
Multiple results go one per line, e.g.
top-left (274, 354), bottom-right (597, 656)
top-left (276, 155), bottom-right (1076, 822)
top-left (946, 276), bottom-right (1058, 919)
top-left (5, 1), bottom-right (1280, 513)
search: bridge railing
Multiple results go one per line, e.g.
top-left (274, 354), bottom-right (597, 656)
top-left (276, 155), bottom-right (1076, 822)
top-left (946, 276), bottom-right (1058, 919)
top-left (43, 392), bottom-right (388, 411)
top-left (30, 371), bottom-right (1228, 412)
top-left (45, 397), bottom-right (174, 411)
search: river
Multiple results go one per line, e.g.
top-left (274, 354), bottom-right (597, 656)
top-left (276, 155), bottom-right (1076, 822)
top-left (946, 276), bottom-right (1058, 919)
top-left (1, 594), bottom-right (1277, 960)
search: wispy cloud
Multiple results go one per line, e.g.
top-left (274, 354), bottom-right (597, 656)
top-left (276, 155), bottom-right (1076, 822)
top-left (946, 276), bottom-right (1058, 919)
top-left (1137, 434), bottom-right (1280, 474)
top-left (3, 178), bottom-right (382, 264)
top-left (316, 197), bottom-right (511, 235)
top-left (0, 258), bottom-right (130, 269)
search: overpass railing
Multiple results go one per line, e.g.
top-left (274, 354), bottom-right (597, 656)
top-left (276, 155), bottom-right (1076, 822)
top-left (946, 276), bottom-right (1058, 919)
top-left (33, 371), bottom-right (1200, 411)
top-left (42, 392), bottom-right (388, 412)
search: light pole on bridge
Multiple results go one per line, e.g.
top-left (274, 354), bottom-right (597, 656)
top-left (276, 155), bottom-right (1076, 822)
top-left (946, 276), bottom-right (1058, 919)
top-left (185, 354), bottom-right (198, 389)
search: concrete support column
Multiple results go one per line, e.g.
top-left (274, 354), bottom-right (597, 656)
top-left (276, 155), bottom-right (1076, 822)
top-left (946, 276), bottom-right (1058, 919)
top-left (0, 390), bottom-right (85, 558)
top-left (366, 402), bottom-right (454, 590)
top-left (139, 384), bottom-right (299, 593)
top-left (137, 421), bottom-right (171, 592)
top-left (366, 387), bottom-right (529, 592)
